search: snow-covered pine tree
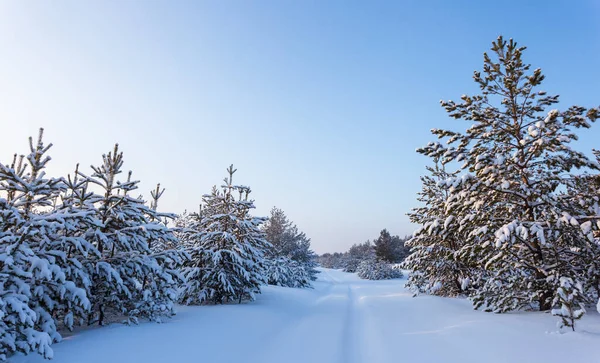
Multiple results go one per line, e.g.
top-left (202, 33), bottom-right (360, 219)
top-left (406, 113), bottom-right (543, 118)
top-left (147, 183), bottom-right (179, 252)
top-left (41, 164), bottom-right (99, 331)
top-left (0, 197), bottom-right (53, 361)
top-left (560, 150), bottom-right (600, 306)
top-left (417, 37), bottom-right (600, 314)
top-left (142, 184), bottom-right (188, 322)
top-left (177, 193), bottom-right (216, 305)
top-left (356, 259), bottom-right (402, 280)
top-left (173, 210), bottom-right (202, 249)
top-left (343, 241), bottom-right (375, 273)
top-left (551, 277), bottom-right (586, 332)
top-left (264, 256), bottom-right (311, 288)
top-left (0, 130), bottom-right (91, 361)
top-left (317, 252), bottom-right (347, 269)
top-left (291, 232), bottom-right (319, 281)
top-left (374, 229), bottom-right (395, 263)
top-left (179, 165), bottom-right (270, 304)
top-left (403, 160), bottom-right (473, 296)
top-left (80, 144), bottom-right (184, 324)
top-left (264, 256), bottom-right (294, 287)
top-left (263, 207), bottom-right (318, 285)
top-left (264, 207), bottom-right (291, 253)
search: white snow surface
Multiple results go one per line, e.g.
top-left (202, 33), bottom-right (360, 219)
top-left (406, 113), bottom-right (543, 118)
top-left (13, 268), bottom-right (600, 363)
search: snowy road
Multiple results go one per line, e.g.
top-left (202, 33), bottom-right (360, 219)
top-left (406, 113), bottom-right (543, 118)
top-left (13, 268), bottom-right (600, 363)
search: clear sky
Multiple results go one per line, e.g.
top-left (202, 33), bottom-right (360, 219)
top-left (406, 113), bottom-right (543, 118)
top-left (0, 1), bottom-right (598, 253)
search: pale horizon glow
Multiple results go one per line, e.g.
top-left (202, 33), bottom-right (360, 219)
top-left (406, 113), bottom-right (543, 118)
top-left (1, 1), bottom-right (599, 253)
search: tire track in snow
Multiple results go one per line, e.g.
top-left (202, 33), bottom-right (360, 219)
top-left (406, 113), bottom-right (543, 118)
top-left (357, 293), bottom-right (390, 363)
top-left (340, 284), bottom-right (359, 363)
top-left (252, 279), bottom-right (350, 363)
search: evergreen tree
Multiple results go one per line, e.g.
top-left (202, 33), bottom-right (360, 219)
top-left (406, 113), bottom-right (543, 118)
top-left (356, 259), bottom-right (403, 280)
top-left (264, 207), bottom-right (292, 254)
top-left (80, 144), bottom-right (184, 325)
top-left (374, 229), bottom-right (395, 262)
top-left (551, 277), bottom-right (586, 332)
top-left (343, 241), bottom-right (375, 273)
top-left (179, 165), bottom-right (270, 304)
top-left (176, 208), bottom-right (209, 305)
top-left (318, 252), bottom-right (347, 269)
top-left (0, 130), bottom-right (91, 360)
top-left (264, 256), bottom-right (310, 288)
top-left (147, 183), bottom-right (179, 252)
top-left (561, 150), bottom-right (600, 305)
top-left (263, 207), bottom-right (318, 285)
top-left (416, 37), bottom-right (600, 319)
top-left (173, 210), bottom-right (202, 250)
top-left (392, 235), bottom-right (412, 262)
top-left (403, 160), bottom-right (472, 296)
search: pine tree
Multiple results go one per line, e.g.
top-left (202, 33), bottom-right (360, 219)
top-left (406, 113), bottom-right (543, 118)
top-left (561, 150), bottom-right (600, 305)
top-left (148, 183), bottom-right (179, 252)
top-left (403, 160), bottom-right (472, 296)
top-left (318, 252), bottom-right (347, 269)
top-left (0, 197), bottom-right (55, 361)
top-left (264, 207), bottom-right (292, 254)
top-left (356, 259), bottom-right (403, 280)
top-left (179, 165), bottom-right (270, 304)
top-left (262, 207), bottom-right (318, 285)
top-left (175, 209), bottom-right (207, 304)
top-left (344, 241), bottom-right (376, 272)
top-left (343, 241), bottom-right (375, 273)
top-left (374, 229), bottom-right (395, 262)
top-left (291, 232), bottom-right (319, 281)
top-left (0, 130), bottom-right (91, 360)
top-left (173, 210), bottom-right (201, 250)
top-left (80, 144), bottom-right (184, 324)
top-left (551, 277), bottom-right (586, 332)
top-left (416, 36), bottom-right (600, 314)
top-left (264, 256), bottom-right (311, 288)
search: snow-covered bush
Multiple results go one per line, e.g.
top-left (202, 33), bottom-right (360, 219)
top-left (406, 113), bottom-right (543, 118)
top-left (343, 258), bottom-right (361, 273)
top-left (264, 256), bottom-right (311, 288)
top-left (551, 277), bottom-right (586, 332)
top-left (317, 252), bottom-right (347, 269)
top-left (357, 260), bottom-right (403, 280)
top-left (343, 241), bottom-right (375, 273)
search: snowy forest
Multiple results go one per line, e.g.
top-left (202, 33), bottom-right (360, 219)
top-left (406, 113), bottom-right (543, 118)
top-left (0, 136), bottom-right (317, 361)
top-left (2, 35), bottom-right (600, 362)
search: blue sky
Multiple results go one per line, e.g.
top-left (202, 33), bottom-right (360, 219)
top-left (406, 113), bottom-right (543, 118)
top-left (0, 1), bottom-right (598, 253)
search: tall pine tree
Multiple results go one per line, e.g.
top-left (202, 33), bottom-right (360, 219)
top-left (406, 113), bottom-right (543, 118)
top-left (416, 37), bottom-right (600, 318)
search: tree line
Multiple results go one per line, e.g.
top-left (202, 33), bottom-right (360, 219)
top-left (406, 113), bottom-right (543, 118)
top-left (318, 229), bottom-right (409, 279)
top-left (0, 135), bottom-right (316, 361)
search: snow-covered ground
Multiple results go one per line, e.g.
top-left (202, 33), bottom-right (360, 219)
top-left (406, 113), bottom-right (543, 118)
top-left (13, 268), bottom-right (600, 363)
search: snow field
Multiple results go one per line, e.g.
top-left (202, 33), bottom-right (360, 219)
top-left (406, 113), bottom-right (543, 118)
top-left (12, 268), bottom-right (600, 363)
